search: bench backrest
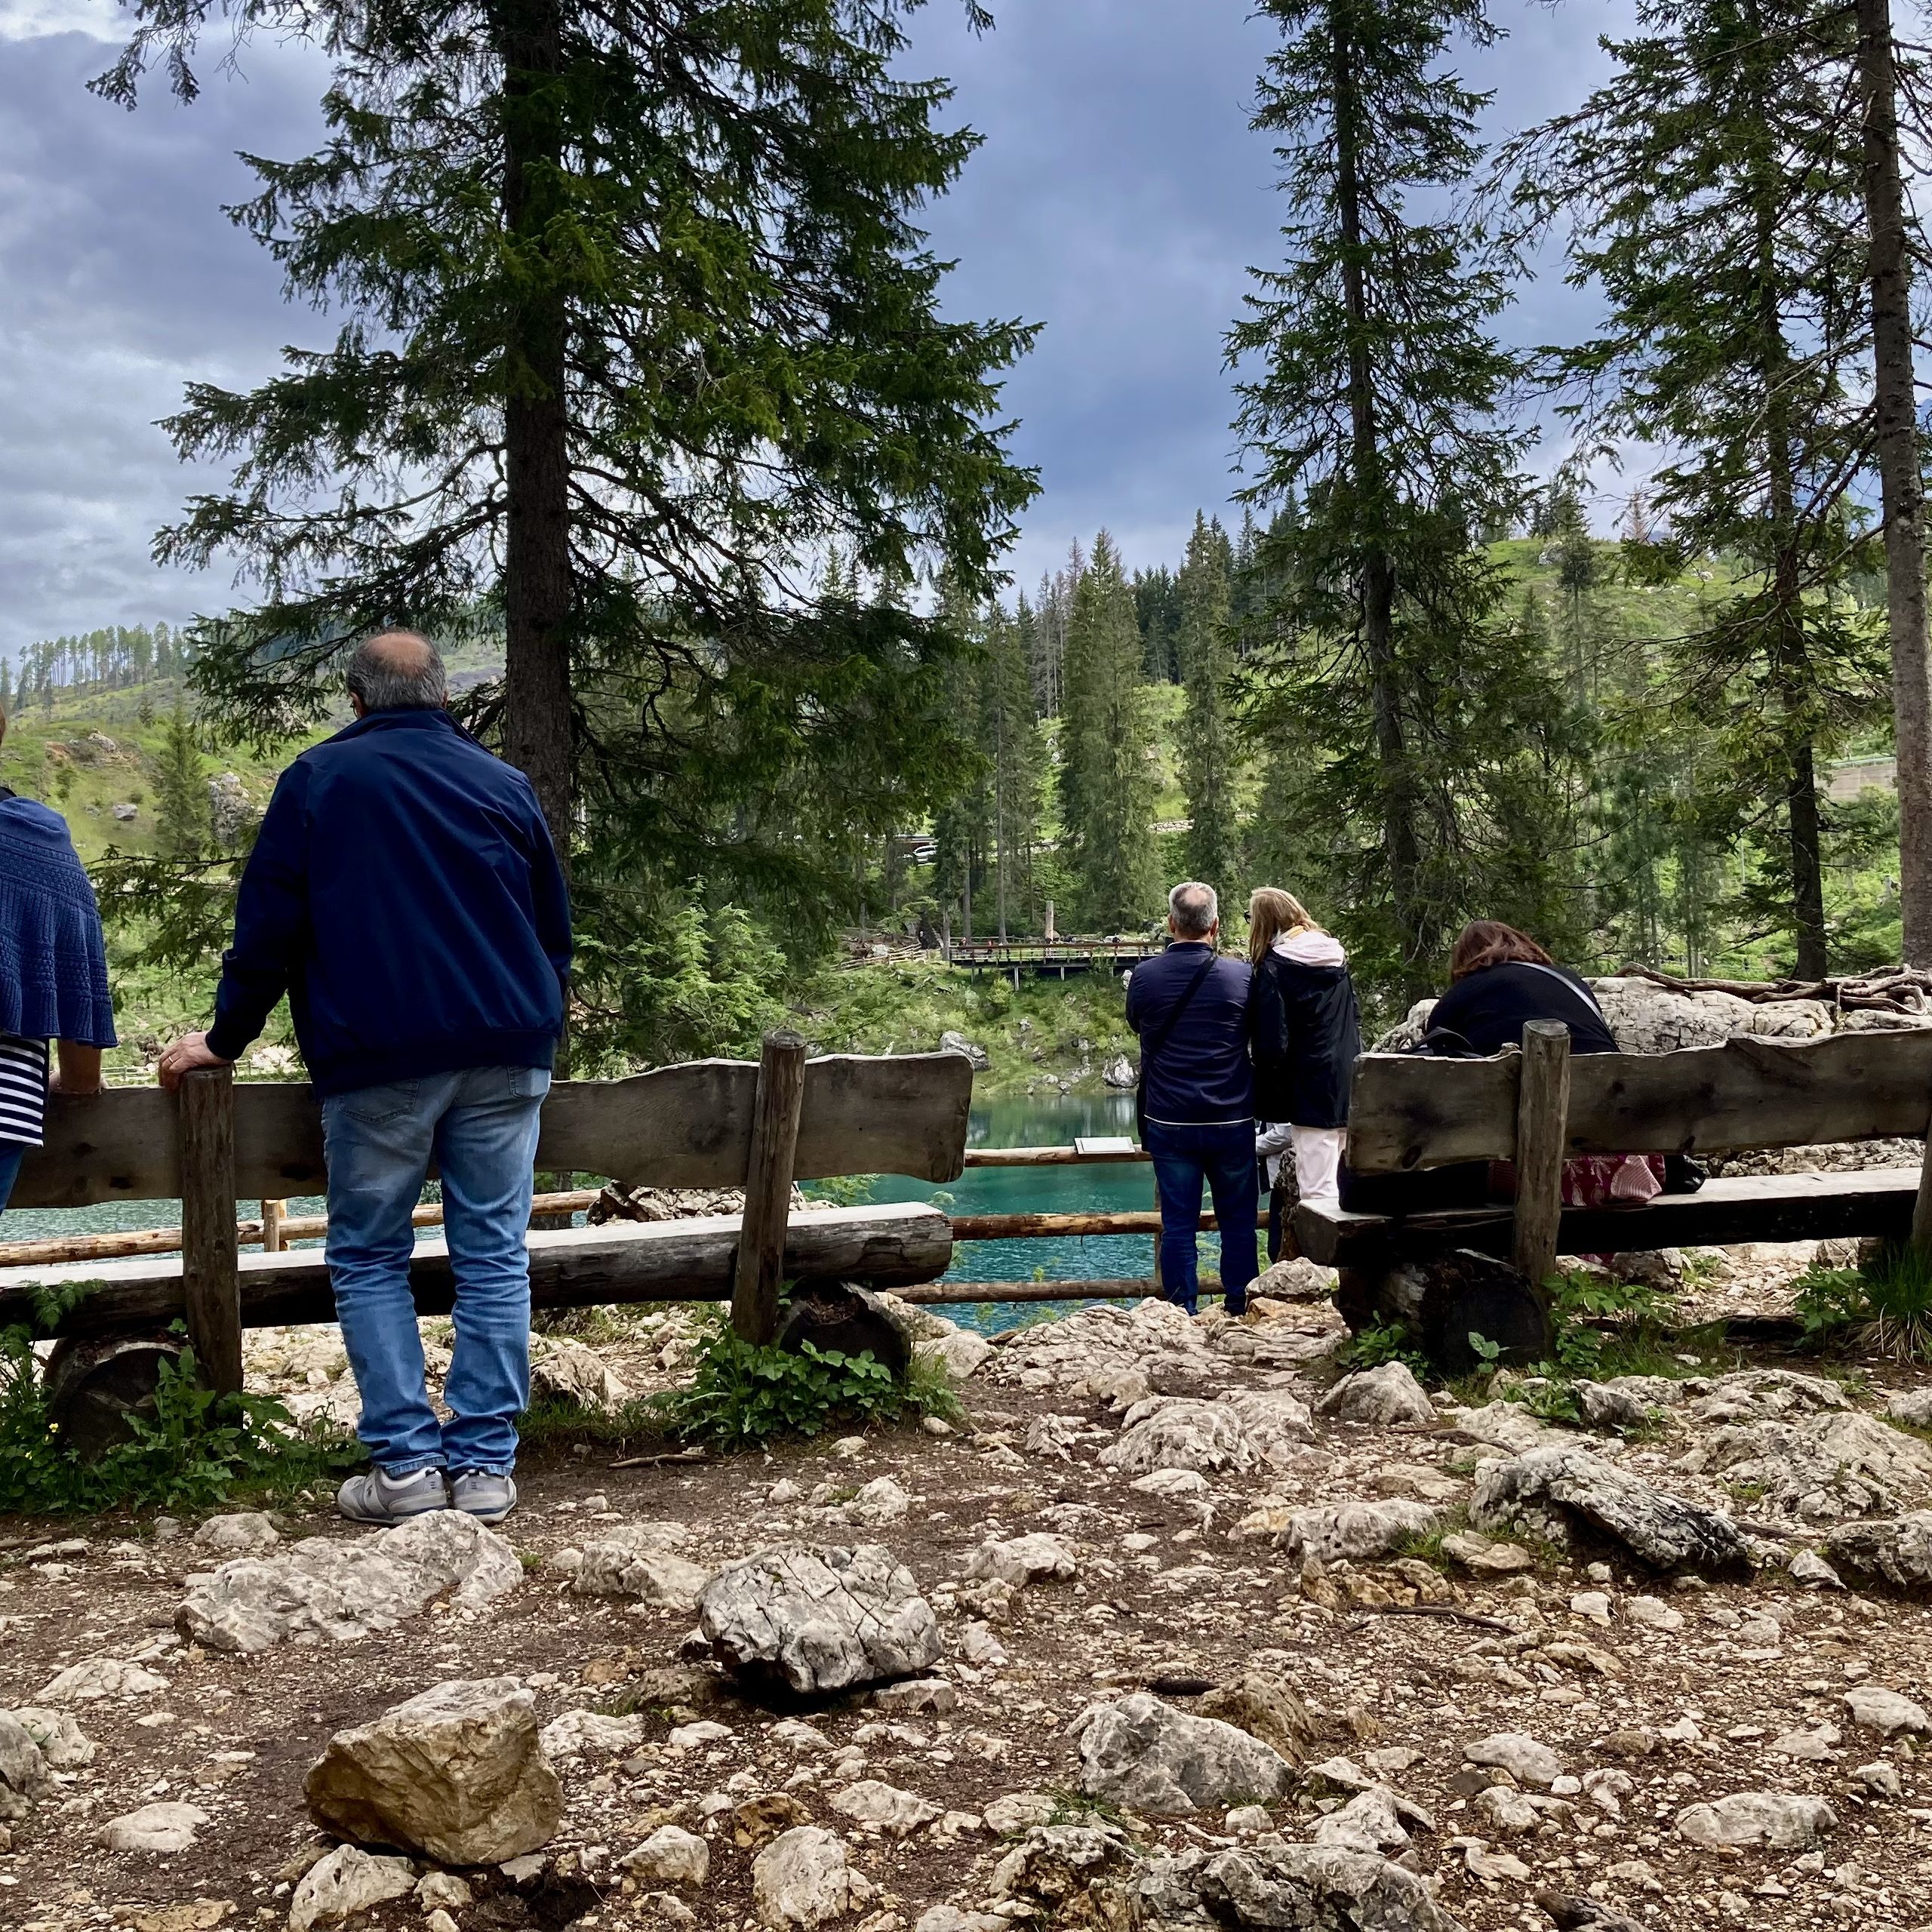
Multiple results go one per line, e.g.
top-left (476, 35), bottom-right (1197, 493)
top-left (15, 1051), bottom-right (974, 1209)
top-left (1346, 1029), bottom-right (1932, 1176)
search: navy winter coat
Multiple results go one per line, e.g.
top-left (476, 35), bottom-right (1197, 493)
top-left (205, 709), bottom-right (571, 1097)
top-left (1126, 941), bottom-right (1256, 1125)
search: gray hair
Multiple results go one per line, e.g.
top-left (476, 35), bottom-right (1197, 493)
top-left (1168, 880), bottom-right (1217, 938)
top-left (346, 629), bottom-right (447, 712)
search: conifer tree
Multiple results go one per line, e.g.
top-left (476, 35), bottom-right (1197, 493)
top-left (1514, 0), bottom-right (1886, 977)
top-left (1176, 513), bottom-right (1242, 897)
top-left (155, 703), bottom-right (212, 860)
top-left (980, 607), bottom-right (1046, 940)
top-left (99, 0), bottom-right (1037, 964)
top-left (1058, 534), bottom-right (1158, 931)
top-left (1230, 0), bottom-right (1567, 993)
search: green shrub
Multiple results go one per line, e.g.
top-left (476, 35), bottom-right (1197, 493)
top-left (657, 1306), bottom-right (960, 1449)
top-left (1795, 1241), bottom-right (1932, 1361)
top-left (0, 1324), bottom-right (360, 1517)
top-left (1339, 1319), bottom-right (1431, 1377)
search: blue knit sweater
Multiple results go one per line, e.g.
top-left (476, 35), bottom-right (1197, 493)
top-left (0, 795), bottom-right (117, 1046)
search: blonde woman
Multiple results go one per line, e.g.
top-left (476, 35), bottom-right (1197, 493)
top-left (1248, 888), bottom-right (1360, 1239)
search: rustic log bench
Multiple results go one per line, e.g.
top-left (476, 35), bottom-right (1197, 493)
top-left (1, 1035), bottom-right (971, 1436)
top-left (1290, 1020), bottom-right (1932, 1366)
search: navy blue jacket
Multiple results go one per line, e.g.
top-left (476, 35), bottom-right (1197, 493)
top-left (1126, 942), bottom-right (1256, 1125)
top-left (206, 709), bottom-right (571, 1097)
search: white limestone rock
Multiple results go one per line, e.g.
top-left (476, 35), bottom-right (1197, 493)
top-left (103, 1801), bottom-right (208, 1854)
top-left (1131, 1842), bottom-right (1466, 1931)
top-left (192, 1512), bottom-right (280, 1554)
top-left (751, 1825), bottom-right (852, 1927)
top-left (1675, 1791), bottom-right (1836, 1849)
top-left (1843, 1684), bottom-right (1930, 1737)
top-left (699, 1543), bottom-right (940, 1695)
top-left (621, 1823), bottom-right (709, 1887)
top-left (177, 1510), bottom-right (522, 1654)
top-left (1071, 1692), bottom-right (1295, 1816)
top-left (962, 1533), bottom-right (1077, 1587)
top-left (1677, 1410), bottom-right (1932, 1521)
top-left (831, 1778), bottom-right (942, 1837)
top-left (844, 1476), bottom-right (912, 1527)
top-left (1828, 1509), bottom-right (1932, 1588)
top-left (1317, 1361), bottom-right (1435, 1427)
top-left (1275, 1498), bottom-right (1438, 1567)
top-left (36, 1656), bottom-right (168, 1703)
top-left (1463, 1732), bottom-right (1564, 1790)
top-left (540, 1708), bottom-right (646, 1760)
top-left (288, 1845), bottom-right (417, 1931)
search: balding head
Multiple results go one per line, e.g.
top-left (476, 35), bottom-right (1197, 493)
top-left (347, 629), bottom-right (447, 713)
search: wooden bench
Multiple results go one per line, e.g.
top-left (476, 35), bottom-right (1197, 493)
top-left (2, 1035), bottom-right (971, 1414)
top-left (1291, 1021), bottom-right (1932, 1358)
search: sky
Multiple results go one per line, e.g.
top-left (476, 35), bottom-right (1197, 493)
top-left (0, 0), bottom-right (1629, 658)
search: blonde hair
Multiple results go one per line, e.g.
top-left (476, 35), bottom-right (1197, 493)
top-left (1247, 886), bottom-right (1318, 965)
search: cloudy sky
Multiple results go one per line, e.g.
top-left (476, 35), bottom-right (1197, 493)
top-left (0, 0), bottom-right (1626, 658)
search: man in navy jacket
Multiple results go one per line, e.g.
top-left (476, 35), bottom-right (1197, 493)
top-left (1126, 881), bottom-right (1259, 1316)
top-left (160, 630), bottom-right (570, 1526)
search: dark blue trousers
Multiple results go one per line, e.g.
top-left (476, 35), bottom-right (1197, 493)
top-left (1144, 1118), bottom-right (1260, 1315)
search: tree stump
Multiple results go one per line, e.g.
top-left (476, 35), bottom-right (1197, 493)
top-left (43, 1334), bottom-right (186, 1462)
top-left (774, 1281), bottom-right (911, 1379)
top-left (1334, 1250), bottom-right (1551, 1376)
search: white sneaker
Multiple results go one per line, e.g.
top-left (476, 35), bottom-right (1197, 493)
top-left (451, 1470), bottom-right (518, 1524)
top-left (337, 1466), bottom-right (450, 1524)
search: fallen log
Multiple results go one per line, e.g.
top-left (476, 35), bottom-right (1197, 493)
top-left (0, 1202), bottom-right (952, 1340)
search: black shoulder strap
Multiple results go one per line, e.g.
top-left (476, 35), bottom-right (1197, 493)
top-left (1143, 949), bottom-right (1220, 1066)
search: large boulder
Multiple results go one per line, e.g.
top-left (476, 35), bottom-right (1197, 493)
top-left (1099, 1395), bottom-right (1298, 1477)
top-left (178, 1511), bottom-right (522, 1654)
top-left (0, 1714), bottom-right (55, 1814)
top-left (1828, 1510), bottom-right (1932, 1589)
top-left (1471, 1443), bottom-right (1749, 1573)
top-left (992, 1299), bottom-right (1219, 1407)
top-left (698, 1544), bottom-right (940, 1696)
top-left (1675, 1792), bottom-right (1835, 1849)
top-left (1274, 1499), bottom-right (1438, 1567)
top-left (304, 1678), bottom-right (561, 1866)
top-left (1134, 1842), bottom-right (1467, 1930)
top-left (1198, 1672), bottom-right (1315, 1766)
top-left (1677, 1411), bottom-right (1932, 1521)
top-left (1071, 1692), bottom-right (1297, 1815)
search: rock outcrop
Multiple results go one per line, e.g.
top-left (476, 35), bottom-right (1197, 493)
top-left (1071, 1692), bottom-right (1297, 1814)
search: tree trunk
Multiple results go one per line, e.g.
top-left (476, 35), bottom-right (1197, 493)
top-left (1789, 737), bottom-right (1829, 977)
top-left (1331, 2), bottom-right (1425, 994)
top-left (1857, 0), bottom-right (1932, 964)
top-left (498, 0), bottom-right (574, 878)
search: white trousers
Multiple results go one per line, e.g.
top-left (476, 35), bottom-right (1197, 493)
top-left (1290, 1124), bottom-right (1346, 1210)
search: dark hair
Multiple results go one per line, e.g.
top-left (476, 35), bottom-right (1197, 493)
top-left (347, 629), bottom-right (447, 711)
top-left (1449, 919), bottom-right (1554, 981)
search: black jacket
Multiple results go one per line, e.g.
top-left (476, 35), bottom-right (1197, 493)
top-left (1126, 942), bottom-right (1257, 1125)
top-left (1423, 961), bottom-right (1617, 1057)
top-left (1251, 946), bottom-right (1361, 1128)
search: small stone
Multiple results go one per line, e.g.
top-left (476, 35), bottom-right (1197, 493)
top-left (103, 1801), bottom-right (208, 1854)
top-left (1442, 1531), bottom-right (1534, 1574)
top-left (1315, 1361), bottom-right (1436, 1427)
top-left (1463, 1732), bottom-right (1564, 1789)
top-left (846, 1476), bottom-right (911, 1526)
top-left (962, 1534), bottom-right (1076, 1587)
top-left (832, 1779), bottom-right (942, 1838)
top-left (1854, 1759), bottom-right (1903, 1798)
top-left (1128, 1468), bottom-right (1210, 1497)
top-left (1626, 1595), bottom-right (1684, 1631)
top-left (832, 1435), bottom-right (868, 1459)
top-left (1224, 1803), bottom-right (1273, 1833)
top-left (1675, 1792), bottom-right (1836, 1849)
top-left (192, 1512), bottom-right (279, 1553)
top-left (982, 1791), bottom-right (1057, 1835)
top-left (288, 1846), bottom-right (417, 1932)
top-left (425, 1913), bottom-right (457, 1932)
top-left (540, 1708), bottom-right (645, 1760)
top-left (1844, 1684), bottom-right (1930, 1736)
top-left (1072, 1692), bottom-right (1295, 1814)
top-left (414, 1874), bottom-right (472, 1910)
top-left (921, 1416), bottom-right (954, 1437)
top-left (38, 1657), bottom-right (168, 1704)
top-left (871, 1678), bottom-right (957, 1715)
top-left (1570, 1590), bottom-right (1613, 1625)
top-left (1789, 1549), bottom-right (1844, 1590)
top-left (622, 1823), bottom-right (709, 1887)
top-left (1475, 1784), bottom-right (1542, 1833)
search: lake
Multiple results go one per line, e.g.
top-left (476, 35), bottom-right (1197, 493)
top-left (0, 1093), bottom-right (1172, 1332)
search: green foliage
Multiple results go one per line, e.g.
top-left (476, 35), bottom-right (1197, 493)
top-left (153, 701), bottom-right (212, 861)
top-left (1794, 1241), bottom-right (1932, 1361)
top-left (1496, 1269), bottom-right (1714, 1423)
top-left (1060, 534), bottom-right (1160, 931)
top-left (657, 1306), bottom-right (959, 1450)
top-left (1232, 0), bottom-right (1582, 998)
top-left (0, 1327), bottom-right (358, 1518)
top-left (1177, 514), bottom-right (1243, 898)
top-left (1339, 1319), bottom-right (1432, 1377)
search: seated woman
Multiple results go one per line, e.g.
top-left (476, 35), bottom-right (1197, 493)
top-left (1417, 919), bottom-right (1659, 1211)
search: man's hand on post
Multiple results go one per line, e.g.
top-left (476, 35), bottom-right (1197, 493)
top-left (157, 1032), bottom-right (231, 1092)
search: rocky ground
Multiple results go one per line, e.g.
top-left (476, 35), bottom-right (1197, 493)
top-left (5, 1259), bottom-right (1932, 1932)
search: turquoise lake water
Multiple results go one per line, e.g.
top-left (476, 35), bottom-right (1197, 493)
top-left (1, 1092), bottom-right (1175, 1332)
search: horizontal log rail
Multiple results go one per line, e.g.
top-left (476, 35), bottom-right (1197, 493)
top-left (949, 1210), bottom-right (1266, 1240)
top-left (962, 1143), bottom-right (1149, 1167)
top-left (899, 1278), bottom-right (1229, 1303)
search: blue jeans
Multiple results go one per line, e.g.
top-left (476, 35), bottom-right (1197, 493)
top-left (1145, 1118), bottom-right (1260, 1316)
top-left (321, 1065), bottom-right (550, 1476)
top-left (0, 1142), bottom-right (25, 1214)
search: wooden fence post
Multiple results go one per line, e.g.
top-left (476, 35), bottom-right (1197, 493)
top-left (260, 1198), bottom-right (286, 1254)
top-left (1512, 1020), bottom-right (1571, 1290)
top-left (180, 1065), bottom-right (243, 1394)
top-left (1912, 1121), bottom-right (1932, 1254)
top-left (731, 1030), bottom-right (809, 1344)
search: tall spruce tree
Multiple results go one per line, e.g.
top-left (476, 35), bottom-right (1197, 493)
top-left (1058, 533), bottom-right (1158, 931)
top-left (100, 0), bottom-right (1036, 1038)
top-left (1230, 0), bottom-right (1569, 995)
top-left (1176, 513), bottom-right (1242, 897)
top-left (1514, 0), bottom-right (1886, 977)
top-left (155, 703), bottom-right (213, 860)
top-left (980, 606), bottom-right (1046, 941)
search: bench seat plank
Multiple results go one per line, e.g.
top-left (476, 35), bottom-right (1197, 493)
top-left (1292, 1167), bottom-right (1919, 1268)
top-left (0, 1201), bottom-right (953, 1340)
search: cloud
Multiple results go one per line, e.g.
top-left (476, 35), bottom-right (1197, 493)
top-left (0, 1), bottom-right (1629, 656)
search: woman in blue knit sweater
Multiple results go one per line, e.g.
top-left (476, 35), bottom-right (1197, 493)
top-left (0, 704), bottom-right (116, 1208)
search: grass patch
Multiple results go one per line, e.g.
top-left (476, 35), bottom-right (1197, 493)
top-left (0, 1323), bottom-right (360, 1518)
top-left (652, 1303), bottom-right (960, 1451)
top-left (1794, 1241), bottom-right (1932, 1362)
